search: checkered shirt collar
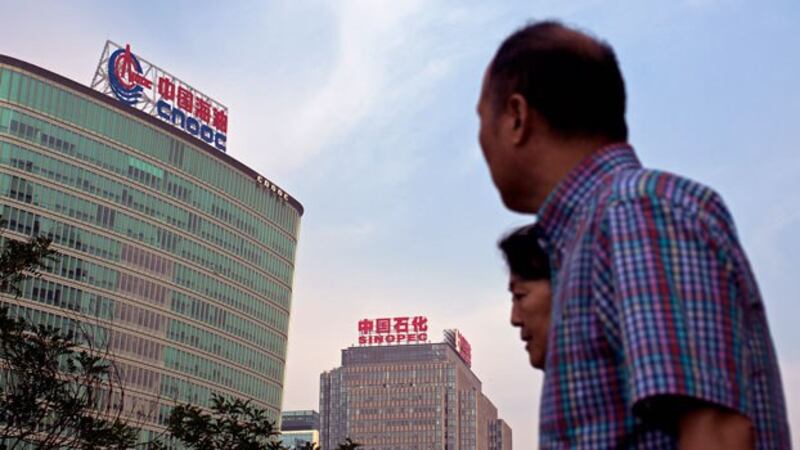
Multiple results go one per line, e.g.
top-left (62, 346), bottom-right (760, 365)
top-left (535, 143), bottom-right (640, 253)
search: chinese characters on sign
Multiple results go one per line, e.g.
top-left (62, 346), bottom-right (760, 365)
top-left (93, 41), bottom-right (292, 204)
top-left (358, 316), bottom-right (429, 346)
top-left (93, 41), bottom-right (228, 152)
top-left (155, 76), bottom-right (228, 152)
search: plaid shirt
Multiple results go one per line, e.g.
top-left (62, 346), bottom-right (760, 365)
top-left (535, 144), bottom-right (790, 449)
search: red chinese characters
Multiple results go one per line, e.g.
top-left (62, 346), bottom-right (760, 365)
top-left (177, 86), bottom-right (193, 113)
top-left (393, 317), bottom-right (409, 333)
top-left (412, 316), bottom-right (428, 332)
top-left (357, 315), bottom-right (429, 346)
top-left (154, 74), bottom-right (228, 136)
top-left (157, 77), bottom-right (176, 101)
top-left (212, 108), bottom-right (228, 133)
top-left (195, 98), bottom-right (211, 123)
top-left (358, 319), bottom-right (374, 335)
top-left (112, 43), bottom-right (229, 153)
top-left (375, 318), bottom-right (391, 334)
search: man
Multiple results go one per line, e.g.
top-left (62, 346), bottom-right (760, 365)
top-left (499, 225), bottom-right (552, 370)
top-left (477, 21), bottom-right (790, 449)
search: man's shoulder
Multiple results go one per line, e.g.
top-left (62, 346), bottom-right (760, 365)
top-left (601, 167), bottom-right (731, 221)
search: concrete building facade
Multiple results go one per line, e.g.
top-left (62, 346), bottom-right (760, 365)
top-left (319, 334), bottom-right (512, 450)
top-left (489, 419), bottom-right (512, 450)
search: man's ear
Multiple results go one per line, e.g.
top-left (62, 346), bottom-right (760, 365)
top-left (506, 93), bottom-right (532, 146)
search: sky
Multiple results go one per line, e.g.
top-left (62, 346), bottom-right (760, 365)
top-left (1, 0), bottom-right (799, 447)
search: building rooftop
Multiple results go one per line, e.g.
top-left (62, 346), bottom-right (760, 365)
top-left (0, 53), bottom-right (304, 216)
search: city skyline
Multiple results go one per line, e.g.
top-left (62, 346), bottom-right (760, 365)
top-left (2, 1), bottom-right (799, 447)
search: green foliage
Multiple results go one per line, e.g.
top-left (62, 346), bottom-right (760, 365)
top-left (0, 233), bottom-right (57, 297)
top-left (0, 230), bottom-right (361, 450)
top-left (161, 393), bottom-right (361, 450)
top-left (162, 394), bottom-right (283, 450)
top-left (0, 233), bottom-right (139, 449)
top-left (0, 307), bottom-right (139, 449)
top-left (295, 442), bottom-right (319, 450)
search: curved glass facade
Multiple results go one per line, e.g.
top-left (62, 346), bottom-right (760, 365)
top-left (0, 55), bottom-right (302, 434)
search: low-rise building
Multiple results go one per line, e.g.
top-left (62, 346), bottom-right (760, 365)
top-left (279, 410), bottom-right (320, 449)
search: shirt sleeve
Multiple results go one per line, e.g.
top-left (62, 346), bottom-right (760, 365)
top-left (606, 195), bottom-right (751, 418)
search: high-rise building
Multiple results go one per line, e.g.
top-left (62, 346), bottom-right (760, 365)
top-left (0, 50), bottom-right (303, 439)
top-left (319, 329), bottom-right (512, 450)
top-left (279, 410), bottom-right (320, 449)
top-left (489, 419), bottom-right (512, 450)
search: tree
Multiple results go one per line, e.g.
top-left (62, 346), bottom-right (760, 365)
top-left (161, 394), bottom-right (284, 450)
top-left (162, 394), bottom-right (360, 450)
top-left (0, 234), bottom-right (55, 296)
top-left (333, 438), bottom-right (362, 450)
top-left (0, 230), bottom-right (359, 450)
top-left (0, 232), bottom-right (140, 449)
top-left (0, 309), bottom-right (140, 449)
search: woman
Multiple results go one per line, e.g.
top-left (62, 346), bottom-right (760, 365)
top-left (498, 225), bottom-right (552, 370)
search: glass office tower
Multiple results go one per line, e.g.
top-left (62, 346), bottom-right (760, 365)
top-left (0, 55), bottom-right (303, 436)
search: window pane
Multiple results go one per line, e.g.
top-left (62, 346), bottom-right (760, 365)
top-left (0, 69), bottom-right (9, 99)
top-left (9, 71), bottom-right (20, 101)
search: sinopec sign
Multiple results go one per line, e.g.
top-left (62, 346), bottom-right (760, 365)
top-left (92, 41), bottom-right (228, 152)
top-left (358, 316), bottom-right (429, 346)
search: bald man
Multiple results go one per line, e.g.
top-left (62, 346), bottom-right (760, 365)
top-left (478, 21), bottom-right (790, 449)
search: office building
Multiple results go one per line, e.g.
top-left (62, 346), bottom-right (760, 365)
top-left (279, 410), bottom-right (320, 449)
top-left (319, 329), bottom-right (512, 450)
top-left (489, 419), bottom-right (512, 450)
top-left (0, 48), bottom-right (303, 439)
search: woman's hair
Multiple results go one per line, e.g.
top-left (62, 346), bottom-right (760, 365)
top-left (498, 225), bottom-right (551, 280)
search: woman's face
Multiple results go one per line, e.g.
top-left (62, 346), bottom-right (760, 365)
top-left (509, 273), bottom-right (552, 370)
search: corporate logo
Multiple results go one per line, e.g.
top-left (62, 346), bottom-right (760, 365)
top-left (256, 175), bottom-right (290, 201)
top-left (357, 315), bottom-right (429, 346)
top-left (155, 79), bottom-right (227, 152)
top-left (93, 41), bottom-right (228, 152)
top-left (107, 44), bottom-right (151, 106)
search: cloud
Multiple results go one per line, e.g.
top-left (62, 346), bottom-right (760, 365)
top-left (231, 0), bottom-right (429, 178)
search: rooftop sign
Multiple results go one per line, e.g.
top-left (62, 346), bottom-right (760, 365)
top-left (91, 41), bottom-right (228, 152)
top-left (444, 329), bottom-right (472, 367)
top-left (358, 316), bottom-right (429, 346)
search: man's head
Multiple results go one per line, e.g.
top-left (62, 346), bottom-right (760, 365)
top-left (499, 225), bottom-right (551, 369)
top-left (478, 21), bottom-right (628, 212)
